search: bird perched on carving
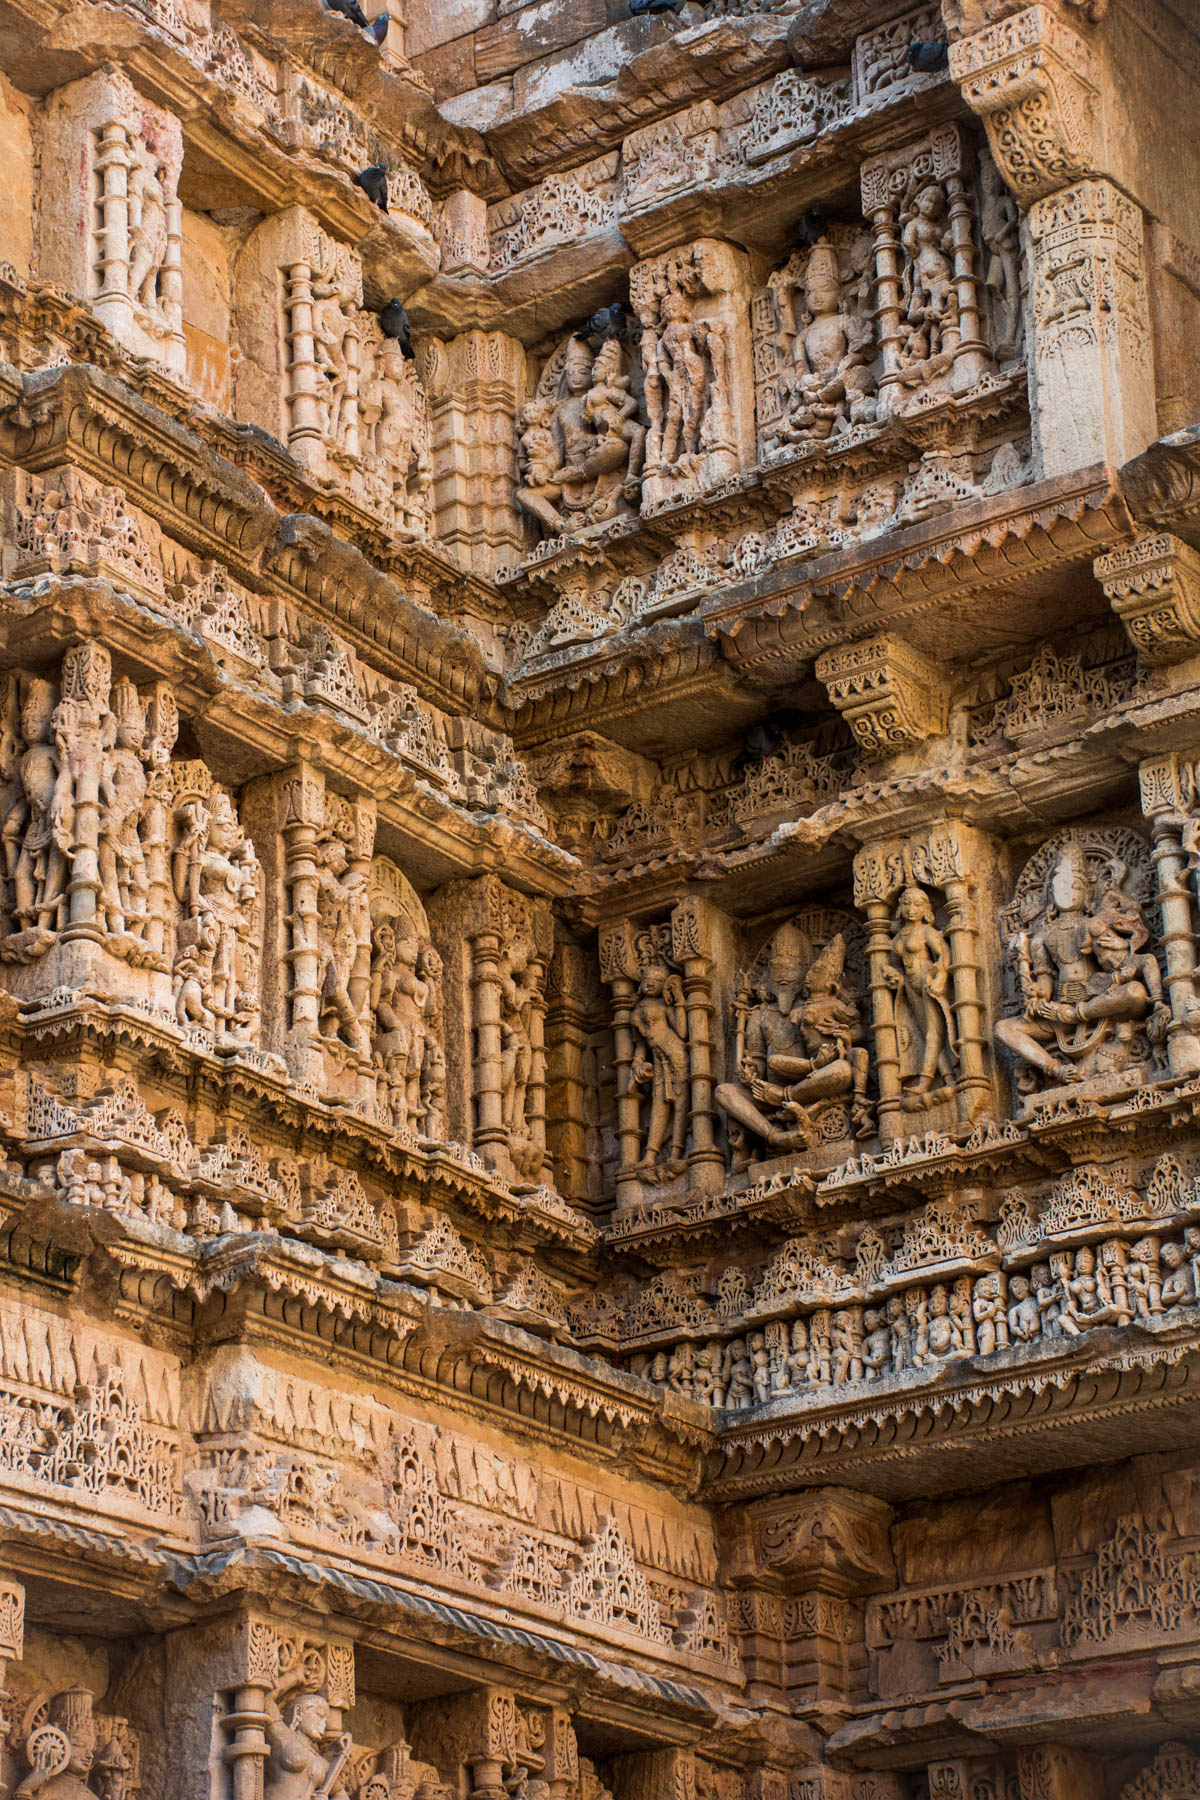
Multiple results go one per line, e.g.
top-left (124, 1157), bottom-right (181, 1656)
top-left (734, 719), bottom-right (786, 772)
top-left (354, 164), bottom-right (389, 211)
top-left (628, 0), bottom-right (685, 17)
top-left (379, 299), bottom-right (415, 357)
top-left (575, 303), bottom-right (629, 348)
top-left (793, 206), bottom-right (828, 251)
top-left (324, 0), bottom-right (369, 26)
top-left (908, 39), bottom-right (949, 71)
top-left (365, 11), bottom-right (390, 42)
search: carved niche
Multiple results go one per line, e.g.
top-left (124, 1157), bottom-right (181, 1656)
top-left (38, 68), bottom-right (184, 373)
top-left (753, 226), bottom-right (878, 461)
top-left (517, 327), bottom-right (646, 539)
top-left (859, 125), bottom-right (1014, 416)
top-left (854, 827), bottom-right (996, 1138)
top-left (368, 857), bottom-right (445, 1141)
top-left (629, 240), bottom-right (753, 508)
top-left (715, 908), bottom-right (873, 1173)
top-left (996, 826), bottom-right (1168, 1103)
top-left (0, 648), bottom-right (179, 1008)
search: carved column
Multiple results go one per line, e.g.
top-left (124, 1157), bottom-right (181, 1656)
top-left (428, 330), bottom-right (526, 577)
top-left (611, 1747), bottom-right (697, 1800)
top-left (950, 8), bottom-right (1156, 475)
top-left (1139, 752), bottom-right (1200, 1077)
top-left (280, 763), bottom-right (325, 1083)
top-left (140, 682), bottom-right (178, 961)
top-left (672, 897), bottom-right (725, 1194)
top-left (1016, 1745), bottom-right (1104, 1800)
top-left (57, 641), bottom-right (112, 937)
top-left (0, 1576), bottom-right (24, 1741)
top-left (544, 939), bottom-right (593, 1200)
top-left (284, 258), bottom-right (325, 466)
top-left (599, 917), bottom-right (645, 1213)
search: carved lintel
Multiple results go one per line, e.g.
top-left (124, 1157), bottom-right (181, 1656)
top-left (949, 4), bottom-right (1100, 202)
top-left (816, 636), bottom-right (950, 758)
top-left (1096, 533), bottom-right (1200, 664)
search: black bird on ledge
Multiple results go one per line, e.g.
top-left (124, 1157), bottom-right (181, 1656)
top-left (575, 303), bottom-right (629, 348)
top-left (733, 719), bottom-right (787, 772)
top-left (323, 0), bottom-right (390, 41)
top-left (629, 0), bottom-right (685, 19)
top-left (793, 206), bottom-right (828, 250)
top-left (354, 164), bottom-right (389, 211)
top-left (908, 39), bottom-right (949, 71)
top-left (379, 299), bottom-right (415, 357)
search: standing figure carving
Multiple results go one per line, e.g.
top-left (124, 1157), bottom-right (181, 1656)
top-left (127, 140), bottom-right (170, 315)
top-left (264, 1693), bottom-right (350, 1800)
top-left (629, 955), bottom-right (690, 1182)
top-left (883, 884), bottom-right (959, 1110)
top-left (171, 774), bottom-right (262, 1043)
top-left (500, 937), bottom-right (539, 1140)
top-left (997, 831), bottom-right (1168, 1094)
top-left (97, 678), bottom-right (149, 939)
top-left (6, 677), bottom-right (72, 943)
top-left (315, 835), bottom-right (371, 1055)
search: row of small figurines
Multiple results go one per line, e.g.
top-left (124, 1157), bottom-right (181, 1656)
top-left (626, 1229), bottom-right (1200, 1408)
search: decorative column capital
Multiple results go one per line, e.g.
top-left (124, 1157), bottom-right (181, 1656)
top-left (817, 635), bottom-right (950, 759)
top-left (949, 4), bottom-right (1101, 202)
top-left (1096, 533), bottom-right (1200, 664)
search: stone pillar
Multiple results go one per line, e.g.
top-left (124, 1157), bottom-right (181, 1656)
top-left (599, 917), bottom-right (645, 1214)
top-left (950, 7), bottom-right (1156, 476)
top-left (428, 330), bottom-right (526, 577)
top-left (0, 1576), bottom-right (24, 1742)
top-left (1016, 1745), bottom-right (1104, 1800)
top-left (543, 940), bottom-right (595, 1200)
top-left (1139, 751), bottom-right (1200, 1077)
top-left (57, 641), bottom-right (112, 938)
top-left (283, 259), bottom-right (325, 468)
top-left (672, 896), bottom-right (725, 1194)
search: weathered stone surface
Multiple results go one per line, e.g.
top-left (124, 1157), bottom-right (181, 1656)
top-left (0, 0), bottom-right (1198, 1794)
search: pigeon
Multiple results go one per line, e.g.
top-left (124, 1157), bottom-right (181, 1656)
top-left (908, 39), bottom-right (949, 71)
top-left (793, 206), bottom-right (828, 250)
top-left (733, 719), bottom-right (786, 772)
top-left (324, 0), bottom-right (369, 26)
top-left (575, 303), bottom-right (629, 348)
top-left (379, 298), bottom-right (415, 357)
top-left (354, 164), bottom-right (389, 211)
top-left (365, 10), bottom-right (390, 42)
top-left (629, 0), bottom-right (685, 17)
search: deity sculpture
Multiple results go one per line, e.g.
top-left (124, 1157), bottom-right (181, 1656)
top-left (883, 885), bottom-right (959, 1110)
top-left (979, 152), bottom-right (1022, 361)
top-left (96, 679), bottom-right (148, 939)
top-left (171, 782), bottom-right (262, 1042)
top-left (516, 332), bottom-right (646, 536)
top-left (127, 141), bottom-right (170, 316)
top-left (264, 1692), bottom-right (350, 1800)
top-left (12, 1686), bottom-right (132, 1800)
top-left (370, 923), bottom-right (443, 1133)
top-left (629, 956), bottom-right (690, 1183)
top-left (899, 180), bottom-right (957, 367)
top-left (359, 334), bottom-right (432, 534)
top-left (765, 236), bottom-right (877, 450)
top-left (315, 836), bottom-right (371, 1055)
top-left (997, 837), bottom-right (1169, 1093)
top-left (312, 276), bottom-right (358, 448)
top-left (5, 677), bottom-right (72, 941)
top-left (717, 921), bottom-right (871, 1160)
top-left (500, 937), bottom-right (539, 1140)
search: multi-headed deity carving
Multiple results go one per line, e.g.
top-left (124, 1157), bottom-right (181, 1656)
top-left (716, 912), bottom-right (872, 1169)
top-left (997, 830), bottom-right (1168, 1099)
top-left (369, 859), bottom-right (445, 1139)
top-left (754, 228), bottom-right (877, 458)
top-left (517, 328), bottom-right (646, 537)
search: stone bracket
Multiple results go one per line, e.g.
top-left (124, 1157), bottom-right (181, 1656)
top-left (816, 634), bottom-right (950, 758)
top-left (1096, 533), bottom-right (1200, 664)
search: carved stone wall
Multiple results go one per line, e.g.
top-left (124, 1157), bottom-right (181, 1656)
top-left (0, 0), bottom-right (1197, 1794)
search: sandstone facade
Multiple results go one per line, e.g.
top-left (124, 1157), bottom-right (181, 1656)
top-left (0, 0), bottom-right (1197, 1794)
